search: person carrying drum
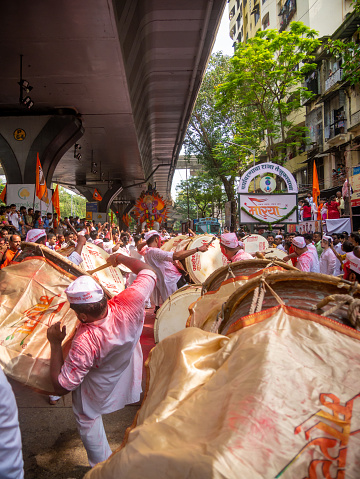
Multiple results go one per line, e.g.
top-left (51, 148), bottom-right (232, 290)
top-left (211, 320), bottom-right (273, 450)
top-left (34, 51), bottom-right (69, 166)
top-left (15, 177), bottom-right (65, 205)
top-left (142, 230), bottom-right (209, 310)
top-left (46, 253), bottom-right (156, 467)
top-left (219, 233), bottom-right (253, 262)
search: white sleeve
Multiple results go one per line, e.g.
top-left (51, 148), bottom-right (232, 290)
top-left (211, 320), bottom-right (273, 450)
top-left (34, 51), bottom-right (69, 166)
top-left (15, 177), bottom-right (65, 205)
top-left (68, 251), bottom-right (83, 266)
top-left (0, 369), bottom-right (24, 479)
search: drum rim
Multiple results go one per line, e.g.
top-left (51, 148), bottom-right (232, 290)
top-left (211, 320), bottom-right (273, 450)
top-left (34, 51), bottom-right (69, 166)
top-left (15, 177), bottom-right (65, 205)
top-left (21, 242), bottom-right (114, 299)
top-left (220, 271), bottom-right (360, 334)
top-left (202, 259), bottom-right (297, 294)
top-left (154, 285), bottom-right (202, 343)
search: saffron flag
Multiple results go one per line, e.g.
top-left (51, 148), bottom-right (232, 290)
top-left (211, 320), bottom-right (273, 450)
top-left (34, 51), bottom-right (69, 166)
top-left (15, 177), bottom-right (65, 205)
top-left (312, 160), bottom-right (320, 208)
top-left (0, 184), bottom-right (6, 203)
top-left (36, 153), bottom-right (49, 204)
top-left (51, 185), bottom-right (60, 218)
top-left (93, 189), bottom-right (102, 201)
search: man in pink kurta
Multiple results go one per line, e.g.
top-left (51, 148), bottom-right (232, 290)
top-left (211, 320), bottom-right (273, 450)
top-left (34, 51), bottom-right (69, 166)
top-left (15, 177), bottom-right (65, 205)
top-left (47, 253), bottom-right (156, 467)
top-left (220, 233), bottom-right (253, 263)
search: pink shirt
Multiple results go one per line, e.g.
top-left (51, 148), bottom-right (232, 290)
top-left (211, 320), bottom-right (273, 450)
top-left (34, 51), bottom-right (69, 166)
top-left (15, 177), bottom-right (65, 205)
top-left (296, 251), bottom-right (318, 273)
top-left (231, 250), bottom-right (254, 262)
top-left (58, 269), bottom-right (156, 418)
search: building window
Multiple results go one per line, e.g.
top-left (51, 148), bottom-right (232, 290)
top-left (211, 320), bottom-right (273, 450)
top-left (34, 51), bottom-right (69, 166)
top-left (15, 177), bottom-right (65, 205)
top-left (279, 0), bottom-right (297, 32)
top-left (262, 12), bottom-right (270, 29)
top-left (262, 0), bottom-right (267, 3)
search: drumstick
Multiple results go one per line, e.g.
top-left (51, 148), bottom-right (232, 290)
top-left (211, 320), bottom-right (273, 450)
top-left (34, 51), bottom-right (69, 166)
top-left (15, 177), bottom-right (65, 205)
top-left (207, 236), bottom-right (216, 246)
top-left (87, 262), bottom-right (111, 275)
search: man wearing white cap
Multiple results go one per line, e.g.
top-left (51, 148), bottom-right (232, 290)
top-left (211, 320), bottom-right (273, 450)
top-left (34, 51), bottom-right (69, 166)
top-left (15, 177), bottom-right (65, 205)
top-left (46, 253), bottom-right (156, 466)
top-left (220, 233), bottom-right (253, 262)
top-left (143, 230), bottom-right (209, 306)
top-left (319, 235), bottom-right (337, 276)
top-left (25, 228), bottom-right (86, 267)
top-left (291, 236), bottom-right (319, 273)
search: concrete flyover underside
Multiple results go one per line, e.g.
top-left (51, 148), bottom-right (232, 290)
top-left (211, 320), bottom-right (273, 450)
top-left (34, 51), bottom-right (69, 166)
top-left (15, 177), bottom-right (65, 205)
top-left (0, 0), bottom-right (225, 216)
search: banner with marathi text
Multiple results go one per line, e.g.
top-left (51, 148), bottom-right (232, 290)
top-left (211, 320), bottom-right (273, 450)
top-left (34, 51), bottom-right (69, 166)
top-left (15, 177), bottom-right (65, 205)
top-left (240, 194), bottom-right (298, 224)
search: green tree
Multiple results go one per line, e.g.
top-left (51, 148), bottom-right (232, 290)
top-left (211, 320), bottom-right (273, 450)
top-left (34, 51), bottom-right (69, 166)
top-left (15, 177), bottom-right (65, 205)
top-left (53, 184), bottom-right (86, 218)
top-left (327, 1), bottom-right (360, 85)
top-left (216, 22), bottom-right (321, 161)
top-left (183, 52), bottom-right (240, 227)
top-left (174, 172), bottom-right (225, 223)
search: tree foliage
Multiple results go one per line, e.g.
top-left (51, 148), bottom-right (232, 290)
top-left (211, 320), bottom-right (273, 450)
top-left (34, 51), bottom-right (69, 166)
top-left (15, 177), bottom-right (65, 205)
top-left (53, 184), bottom-right (86, 218)
top-left (173, 172), bottom-right (225, 223)
top-left (327, 0), bottom-right (360, 86)
top-left (216, 22), bottom-right (321, 161)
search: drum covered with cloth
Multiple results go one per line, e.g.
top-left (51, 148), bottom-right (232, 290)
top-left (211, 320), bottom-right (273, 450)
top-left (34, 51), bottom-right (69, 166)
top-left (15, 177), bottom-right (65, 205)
top-left (154, 285), bottom-right (201, 343)
top-left (242, 234), bottom-right (268, 255)
top-left (0, 245), bottom-right (114, 394)
top-left (0, 257), bottom-right (80, 394)
top-left (188, 261), bottom-right (296, 332)
top-left (84, 306), bottom-right (360, 479)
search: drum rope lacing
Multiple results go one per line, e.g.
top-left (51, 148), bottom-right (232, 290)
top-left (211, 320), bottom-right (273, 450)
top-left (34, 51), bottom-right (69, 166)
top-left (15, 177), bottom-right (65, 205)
top-left (311, 282), bottom-right (360, 329)
top-left (249, 276), bottom-right (285, 315)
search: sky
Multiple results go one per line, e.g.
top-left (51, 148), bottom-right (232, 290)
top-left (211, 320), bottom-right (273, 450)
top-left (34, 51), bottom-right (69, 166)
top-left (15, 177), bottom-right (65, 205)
top-left (171, 6), bottom-right (233, 199)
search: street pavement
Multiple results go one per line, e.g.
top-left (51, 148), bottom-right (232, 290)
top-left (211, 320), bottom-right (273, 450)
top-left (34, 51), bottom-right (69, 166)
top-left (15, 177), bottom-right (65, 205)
top-left (10, 308), bottom-right (156, 479)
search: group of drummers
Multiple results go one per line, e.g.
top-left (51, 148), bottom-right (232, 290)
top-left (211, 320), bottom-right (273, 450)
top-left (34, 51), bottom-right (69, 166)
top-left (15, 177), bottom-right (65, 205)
top-left (2, 218), bottom-right (360, 477)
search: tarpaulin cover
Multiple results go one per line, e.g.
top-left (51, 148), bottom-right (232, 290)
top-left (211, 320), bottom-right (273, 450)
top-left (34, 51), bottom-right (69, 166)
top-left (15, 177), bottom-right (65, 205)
top-left (85, 305), bottom-right (360, 479)
top-left (0, 257), bottom-right (79, 394)
top-left (188, 266), bottom-right (285, 331)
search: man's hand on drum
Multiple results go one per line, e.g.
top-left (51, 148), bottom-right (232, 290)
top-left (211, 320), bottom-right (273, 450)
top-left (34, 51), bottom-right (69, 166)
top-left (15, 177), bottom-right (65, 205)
top-left (198, 244), bottom-right (209, 253)
top-left (47, 322), bottom-right (66, 345)
top-left (107, 253), bottom-right (121, 267)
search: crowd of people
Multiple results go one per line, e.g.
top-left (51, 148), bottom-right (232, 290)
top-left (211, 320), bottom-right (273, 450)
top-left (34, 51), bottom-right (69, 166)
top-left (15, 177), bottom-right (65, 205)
top-left (2, 201), bottom-right (360, 476)
top-left (298, 190), bottom-right (345, 221)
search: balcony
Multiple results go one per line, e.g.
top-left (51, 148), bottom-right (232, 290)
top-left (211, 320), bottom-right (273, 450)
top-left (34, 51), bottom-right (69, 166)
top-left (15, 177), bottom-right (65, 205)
top-left (279, 0), bottom-right (296, 32)
top-left (351, 109), bottom-right (360, 128)
top-left (325, 68), bottom-right (343, 93)
top-left (327, 118), bottom-right (347, 139)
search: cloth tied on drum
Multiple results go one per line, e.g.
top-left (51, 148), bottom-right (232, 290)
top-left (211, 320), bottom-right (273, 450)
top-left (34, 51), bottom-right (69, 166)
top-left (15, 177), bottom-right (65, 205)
top-left (26, 229), bottom-right (46, 242)
top-left (65, 276), bottom-right (104, 304)
top-left (84, 305), bottom-right (360, 479)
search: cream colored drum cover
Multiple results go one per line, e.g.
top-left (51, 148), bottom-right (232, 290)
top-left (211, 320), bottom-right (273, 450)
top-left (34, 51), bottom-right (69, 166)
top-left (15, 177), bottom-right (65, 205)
top-left (0, 257), bottom-right (80, 394)
top-left (154, 285), bottom-right (202, 343)
top-left (161, 235), bottom-right (188, 252)
top-left (263, 247), bottom-right (292, 265)
top-left (243, 234), bottom-right (268, 254)
top-left (80, 243), bottom-right (125, 296)
top-left (113, 248), bottom-right (132, 274)
top-left (184, 235), bottom-right (228, 284)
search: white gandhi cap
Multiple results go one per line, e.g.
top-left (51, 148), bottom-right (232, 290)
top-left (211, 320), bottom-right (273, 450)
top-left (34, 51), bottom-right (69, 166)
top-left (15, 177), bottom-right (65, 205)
top-left (65, 276), bottom-right (104, 304)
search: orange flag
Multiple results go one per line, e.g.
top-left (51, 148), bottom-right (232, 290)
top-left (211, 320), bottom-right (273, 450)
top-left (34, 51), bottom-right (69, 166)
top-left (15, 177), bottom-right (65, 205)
top-left (0, 184), bottom-right (6, 203)
top-left (36, 153), bottom-right (49, 204)
top-left (312, 161), bottom-right (320, 208)
top-left (51, 184), bottom-right (60, 218)
top-left (93, 189), bottom-right (102, 201)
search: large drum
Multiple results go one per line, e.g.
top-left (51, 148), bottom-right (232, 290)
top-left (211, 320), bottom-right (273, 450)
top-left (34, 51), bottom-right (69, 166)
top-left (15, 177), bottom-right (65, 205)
top-left (161, 235), bottom-right (188, 252)
top-left (188, 261), bottom-right (296, 332)
top-left (202, 259), bottom-right (297, 294)
top-left (154, 285), bottom-right (202, 343)
top-left (182, 235), bottom-right (228, 284)
top-left (0, 246), bottom-right (113, 394)
top-left (79, 243), bottom-right (125, 295)
top-left (242, 234), bottom-right (268, 255)
top-left (220, 271), bottom-right (360, 335)
top-left (261, 247), bottom-right (293, 265)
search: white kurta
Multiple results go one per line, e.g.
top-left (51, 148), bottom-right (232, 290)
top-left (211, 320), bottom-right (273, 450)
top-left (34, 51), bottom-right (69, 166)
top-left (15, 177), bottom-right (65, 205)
top-left (0, 368), bottom-right (24, 479)
top-left (144, 247), bottom-right (182, 301)
top-left (320, 248), bottom-right (337, 276)
top-left (306, 243), bottom-right (320, 273)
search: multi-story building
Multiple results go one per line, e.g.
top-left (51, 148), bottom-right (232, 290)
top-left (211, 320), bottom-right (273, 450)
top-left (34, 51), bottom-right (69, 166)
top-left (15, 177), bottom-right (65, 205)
top-left (228, 0), bottom-right (354, 45)
top-left (228, 0), bottom-right (359, 215)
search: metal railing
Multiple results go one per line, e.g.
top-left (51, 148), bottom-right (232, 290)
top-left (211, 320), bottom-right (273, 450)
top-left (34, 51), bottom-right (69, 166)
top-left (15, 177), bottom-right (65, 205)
top-left (325, 68), bottom-right (343, 93)
top-left (351, 109), bottom-right (360, 127)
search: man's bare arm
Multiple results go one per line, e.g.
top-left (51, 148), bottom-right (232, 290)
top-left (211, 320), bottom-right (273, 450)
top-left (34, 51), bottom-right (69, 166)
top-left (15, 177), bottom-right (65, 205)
top-left (107, 253), bottom-right (154, 275)
top-left (47, 322), bottom-right (70, 396)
